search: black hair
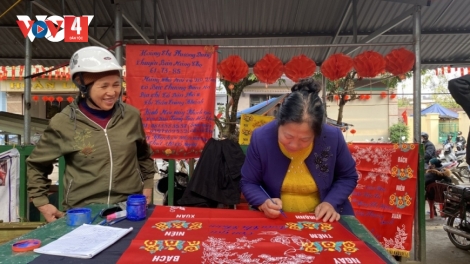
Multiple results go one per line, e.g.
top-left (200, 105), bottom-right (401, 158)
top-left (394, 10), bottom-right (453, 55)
top-left (277, 78), bottom-right (324, 136)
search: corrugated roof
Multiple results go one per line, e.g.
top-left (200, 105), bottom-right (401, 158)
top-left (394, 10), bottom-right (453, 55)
top-left (0, 0), bottom-right (469, 68)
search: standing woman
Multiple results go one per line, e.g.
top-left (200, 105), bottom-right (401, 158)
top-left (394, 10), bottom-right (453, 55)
top-left (27, 46), bottom-right (155, 222)
top-left (241, 78), bottom-right (358, 222)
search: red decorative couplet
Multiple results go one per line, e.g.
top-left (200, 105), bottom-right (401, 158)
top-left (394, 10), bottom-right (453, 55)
top-left (118, 207), bottom-right (390, 263)
top-left (349, 143), bottom-right (418, 257)
top-left (126, 45), bottom-right (218, 158)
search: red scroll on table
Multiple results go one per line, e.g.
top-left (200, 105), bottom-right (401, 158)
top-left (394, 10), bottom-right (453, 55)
top-left (126, 45), bottom-right (218, 159)
top-left (348, 143), bottom-right (418, 258)
top-left (118, 206), bottom-right (390, 263)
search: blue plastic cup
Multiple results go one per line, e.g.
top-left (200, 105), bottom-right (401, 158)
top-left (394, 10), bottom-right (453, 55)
top-left (66, 208), bottom-right (92, 226)
top-left (126, 194), bottom-right (147, 221)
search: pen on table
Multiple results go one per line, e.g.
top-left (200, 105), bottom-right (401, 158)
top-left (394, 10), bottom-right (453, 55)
top-left (259, 186), bottom-right (287, 218)
top-left (107, 216), bottom-right (127, 226)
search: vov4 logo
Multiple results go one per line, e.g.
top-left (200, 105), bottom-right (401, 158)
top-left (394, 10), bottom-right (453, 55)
top-left (17, 15), bottom-right (94, 42)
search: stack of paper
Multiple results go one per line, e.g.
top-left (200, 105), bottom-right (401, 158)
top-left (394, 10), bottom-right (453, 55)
top-left (34, 224), bottom-right (133, 259)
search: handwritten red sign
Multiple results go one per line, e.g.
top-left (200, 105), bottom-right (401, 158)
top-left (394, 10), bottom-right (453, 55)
top-left (126, 45), bottom-right (218, 158)
top-left (349, 143), bottom-right (418, 257)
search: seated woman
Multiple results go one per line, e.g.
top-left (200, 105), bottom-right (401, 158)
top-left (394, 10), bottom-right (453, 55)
top-left (240, 78), bottom-right (358, 222)
top-left (425, 158), bottom-right (452, 201)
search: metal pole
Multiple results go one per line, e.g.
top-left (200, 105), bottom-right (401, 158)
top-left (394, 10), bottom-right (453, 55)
top-left (154, 0), bottom-right (158, 44)
top-left (23, 0), bottom-right (32, 145)
top-left (218, 42), bottom-right (412, 49)
top-left (352, 0), bottom-right (358, 43)
top-left (114, 3), bottom-right (123, 66)
top-left (412, 4), bottom-right (425, 263)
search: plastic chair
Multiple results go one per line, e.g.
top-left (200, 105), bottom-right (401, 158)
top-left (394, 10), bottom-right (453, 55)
top-left (425, 182), bottom-right (448, 219)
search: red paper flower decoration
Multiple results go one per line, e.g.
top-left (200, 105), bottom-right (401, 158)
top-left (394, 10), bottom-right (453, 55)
top-left (218, 55), bottom-right (248, 84)
top-left (56, 96), bottom-right (63, 102)
top-left (385, 48), bottom-right (415, 76)
top-left (284, 55), bottom-right (316, 82)
top-left (32, 95), bottom-right (39, 101)
top-left (41, 96), bottom-right (48, 102)
top-left (321, 53), bottom-right (354, 81)
top-left (67, 96), bottom-right (74, 103)
top-left (353, 51), bottom-right (386, 78)
top-left (350, 129), bottom-right (356, 135)
top-left (380, 91), bottom-right (387, 98)
top-left (253, 54), bottom-right (284, 84)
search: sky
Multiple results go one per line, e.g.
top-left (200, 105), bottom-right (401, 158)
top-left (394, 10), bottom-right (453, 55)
top-left (397, 68), bottom-right (468, 98)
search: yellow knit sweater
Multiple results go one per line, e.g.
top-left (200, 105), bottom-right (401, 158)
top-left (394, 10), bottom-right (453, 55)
top-left (279, 142), bottom-right (321, 213)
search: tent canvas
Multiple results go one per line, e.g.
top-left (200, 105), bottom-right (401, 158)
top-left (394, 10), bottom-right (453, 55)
top-left (420, 103), bottom-right (458, 119)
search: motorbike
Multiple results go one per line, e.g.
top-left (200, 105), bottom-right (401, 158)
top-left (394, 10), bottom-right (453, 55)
top-left (155, 159), bottom-right (189, 205)
top-left (442, 185), bottom-right (470, 250)
top-left (438, 142), bottom-right (468, 182)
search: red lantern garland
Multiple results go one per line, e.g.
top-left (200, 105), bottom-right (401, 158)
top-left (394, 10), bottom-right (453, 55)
top-left (344, 95), bottom-right (350, 100)
top-left (284, 54), bottom-right (316, 82)
top-left (384, 48), bottom-right (415, 76)
top-left (48, 96), bottom-right (55, 102)
top-left (380, 91), bottom-right (387, 99)
top-left (390, 93), bottom-right (397, 99)
top-left (41, 96), bottom-right (48, 102)
top-left (32, 95), bottom-right (39, 102)
top-left (56, 96), bottom-right (63, 102)
top-left (67, 96), bottom-right (74, 103)
top-left (365, 94), bottom-right (371, 100)
top-left (350, 129), bottom-right (356, 135)
top-left (353, 51), bottom-right (386, 78)
top-left (253, 54), bottom-right (284, 84)
top-left (321, 53), bottom-right (354, 81)
top-left (217, 55), bottom-right (249, 84)
top-left (334, 95), bottom-right (340, 101)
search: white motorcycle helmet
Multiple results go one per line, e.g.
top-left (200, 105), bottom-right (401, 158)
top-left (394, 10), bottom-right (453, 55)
top-left (69, 46), bottom-right (122, 96)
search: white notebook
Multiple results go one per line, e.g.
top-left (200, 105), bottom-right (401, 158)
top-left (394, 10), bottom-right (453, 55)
top-left (34, 224), bottom-right (133, 259)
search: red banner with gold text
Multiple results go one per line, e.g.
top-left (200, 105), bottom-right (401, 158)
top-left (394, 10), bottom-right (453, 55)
top-left (126, 45), bottom-right (218, 158)
top-left (118, 206), bottom-right (391, 263)
top-left (348, 143), bottom-right (418, 257)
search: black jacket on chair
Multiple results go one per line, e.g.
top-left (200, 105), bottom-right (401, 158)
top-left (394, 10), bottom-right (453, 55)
top-left (178, 138), bottom-right (246, 207)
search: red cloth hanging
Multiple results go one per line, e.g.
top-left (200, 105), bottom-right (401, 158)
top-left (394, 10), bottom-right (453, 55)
top-left (321, 53), bottom-right (354, 81)
top-left (353, 51), bottom-right (386, 78)
top-left (19, 66), bottom-right (24, 80)
top-left (11, 66), bottom-right (16, 81)
top-left (284, 54), bottom-right (316, 82)
top-left (253, 54), bottom-right (284, 84)
top-left (402, 110), bottom-right (408, 125)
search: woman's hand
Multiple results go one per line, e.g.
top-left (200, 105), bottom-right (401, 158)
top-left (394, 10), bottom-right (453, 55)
top-left (315, 202), bottom-right (340, 222)
top-left (143, 188), bottom-right (152, 205)
top-left (259, 198), bottom-right (283, 219)
top-left (37, 204), bottom-right (65, 223)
